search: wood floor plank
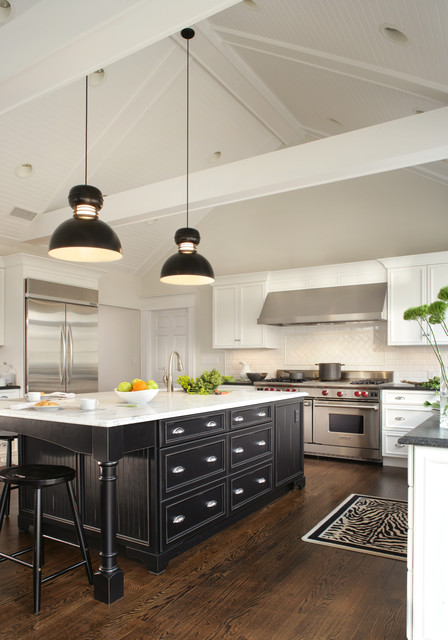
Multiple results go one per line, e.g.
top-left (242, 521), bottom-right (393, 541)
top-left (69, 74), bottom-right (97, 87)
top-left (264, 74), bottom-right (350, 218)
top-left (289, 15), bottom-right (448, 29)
top-left (0, 457), bottom-right (407, 640)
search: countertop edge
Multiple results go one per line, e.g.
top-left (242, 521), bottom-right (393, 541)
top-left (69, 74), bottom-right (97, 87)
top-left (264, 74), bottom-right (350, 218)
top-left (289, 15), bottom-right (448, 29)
top-left (398, 415), bottom-right (448, 448)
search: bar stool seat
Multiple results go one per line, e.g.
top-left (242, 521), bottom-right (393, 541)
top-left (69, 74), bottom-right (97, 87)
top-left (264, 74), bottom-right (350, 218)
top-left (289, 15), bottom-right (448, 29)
top-left (0, 464), bottom-right (93, 613)
top-left (0, 431), bottom-right (18, 516)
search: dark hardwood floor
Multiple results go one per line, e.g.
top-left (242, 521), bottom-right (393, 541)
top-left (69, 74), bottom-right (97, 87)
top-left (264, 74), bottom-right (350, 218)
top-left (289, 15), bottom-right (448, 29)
top-left (0, 457), bottom-right (407, 640)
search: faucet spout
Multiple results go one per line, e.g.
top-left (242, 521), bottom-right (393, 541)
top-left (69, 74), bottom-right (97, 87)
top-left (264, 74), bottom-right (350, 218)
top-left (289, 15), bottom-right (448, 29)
top-left (167, 351), bottom-right (184, 392)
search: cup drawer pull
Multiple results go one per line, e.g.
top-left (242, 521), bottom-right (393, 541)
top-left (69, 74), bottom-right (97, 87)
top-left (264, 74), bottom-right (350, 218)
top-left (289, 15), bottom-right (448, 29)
top-left (256, 477), bottom-right (267, 484)
top-left (394, 416), bottom-right (406, 421)
top-left (172, 427), bottom-right (185, 435)
top-left (234, 416), bottom-right (244, 422)
top-left (257, 411), bottom-right (267, 417)
top-left (233, 488), bottom-right (244, 495)
top-left (395, 396), bottom-right (405, 400)
top-left (206, 455), bottom-right (218, 463)
top-left (256, 440), bottom-right (267, 446)
top-left (172, 515), bottom-right (185, 524)
top-left (234, 447), bottom-right (244, 454)
top-left (172, 466), bottom-right (185, 474)
top-left (206, 500), bottom-right (218, 508)
top-left (395, 443), bottom-right (406, 448)
top-left (206, 421), bottom-right (217, 427)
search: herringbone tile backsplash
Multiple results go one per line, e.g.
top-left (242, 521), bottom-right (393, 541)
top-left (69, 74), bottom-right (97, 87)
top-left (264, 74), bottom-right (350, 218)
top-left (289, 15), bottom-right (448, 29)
top-left (224, 323), bottom-right (448, 383)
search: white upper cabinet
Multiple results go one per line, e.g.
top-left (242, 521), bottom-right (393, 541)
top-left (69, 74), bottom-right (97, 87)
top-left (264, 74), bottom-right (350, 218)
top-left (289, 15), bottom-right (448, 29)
top-left (380, 253), bottom-right (448, 346)
top-left (212, 278), bottom-right (278, 349)
top-left (0, 268), bottom-right (4, 345)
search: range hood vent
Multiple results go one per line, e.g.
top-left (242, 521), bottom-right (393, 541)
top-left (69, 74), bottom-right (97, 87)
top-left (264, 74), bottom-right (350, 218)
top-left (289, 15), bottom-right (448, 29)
top-left (258, 282), bottom-right (387, 326)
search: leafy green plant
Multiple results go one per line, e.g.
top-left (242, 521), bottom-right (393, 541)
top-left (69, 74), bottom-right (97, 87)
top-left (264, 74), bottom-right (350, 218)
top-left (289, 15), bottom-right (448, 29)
top-left (420, 376), bottom-right (441, 391)
top-left (177, 369), bottom-right (223, 394)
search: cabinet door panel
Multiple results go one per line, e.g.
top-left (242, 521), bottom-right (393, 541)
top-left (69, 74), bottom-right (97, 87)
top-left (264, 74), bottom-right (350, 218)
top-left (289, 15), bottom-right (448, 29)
top-left (388, 267), bottom-right (425, 345)
top-left (213, 286), bottom-right (238, 347)
top-left (275, 401), bottom-right (303, 486)
top-left (428, 264), bottom-right (448, 345)
top-left (239, 283), bottom-right (265, 347)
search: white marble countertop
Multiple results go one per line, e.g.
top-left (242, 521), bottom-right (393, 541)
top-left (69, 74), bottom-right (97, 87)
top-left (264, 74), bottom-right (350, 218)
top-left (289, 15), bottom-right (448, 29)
top-left (0, 390), bottom-right (308, 428)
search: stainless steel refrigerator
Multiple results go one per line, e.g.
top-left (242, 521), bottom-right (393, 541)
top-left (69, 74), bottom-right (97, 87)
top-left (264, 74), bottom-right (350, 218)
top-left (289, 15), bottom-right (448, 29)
top-left (25, 279), bottom-right (98, 394)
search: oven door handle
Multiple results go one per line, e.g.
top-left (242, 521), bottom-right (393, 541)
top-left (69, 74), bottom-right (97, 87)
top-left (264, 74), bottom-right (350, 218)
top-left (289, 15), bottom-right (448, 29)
top-left (314, 401), bottom-right (378, 410)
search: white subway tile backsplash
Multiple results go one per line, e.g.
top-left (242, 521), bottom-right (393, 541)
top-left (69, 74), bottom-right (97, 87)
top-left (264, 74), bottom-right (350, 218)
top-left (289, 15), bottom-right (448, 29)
top-left (223, 323), bottom-right (447, 380)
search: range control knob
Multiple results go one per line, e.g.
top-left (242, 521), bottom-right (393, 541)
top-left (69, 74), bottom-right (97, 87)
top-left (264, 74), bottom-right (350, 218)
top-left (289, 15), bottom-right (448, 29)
top-left (337, 391), bottom-right (344, 397)
top-left (322, 389), bottom-right (329, 396)
top-left (361, 391), bottom-right (369, 398)
top-left (354, 390), bottom-right (361, 397)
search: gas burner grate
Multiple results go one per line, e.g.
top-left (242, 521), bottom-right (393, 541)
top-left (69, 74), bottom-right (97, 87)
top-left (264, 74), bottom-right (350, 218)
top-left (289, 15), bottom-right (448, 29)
top-left (349, 379), bottom-right (388, 385)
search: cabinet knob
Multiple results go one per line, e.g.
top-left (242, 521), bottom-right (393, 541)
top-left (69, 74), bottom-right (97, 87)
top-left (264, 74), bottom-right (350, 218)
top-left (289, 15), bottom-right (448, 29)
top-left (257, 411), bottom-right (267, 417)
top-left (256, 477), bottom-right (267, 484)
top-left (172, 427), bottom-right (185, 435)
top-left (234, 447), bottom-right (244, 454)
top-left (172, 466), bottom-right (185, 474)
top-left (394, 416), bottom-right (406, 421)
top-left (233, 488), bottom-right (244, 495)
top-left (206, 500), bottom-right (218, 508)
top-left (256, 440), bottom-right (266, 447)
top-left (206, 421), bottom-right (217, 428)
top-left (172, 515), bottom-right (185, 524)
top-left (234, 416), bottom-right (244, 422)
top-left (206, 455), bottom-right (218, 463)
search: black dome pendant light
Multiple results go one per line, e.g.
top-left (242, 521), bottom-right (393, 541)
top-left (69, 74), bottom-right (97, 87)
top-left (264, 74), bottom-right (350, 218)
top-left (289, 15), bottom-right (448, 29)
top-left (160, 28), bottom-right (214, 285)
top-left (48, 76), bottom-right (123, 262)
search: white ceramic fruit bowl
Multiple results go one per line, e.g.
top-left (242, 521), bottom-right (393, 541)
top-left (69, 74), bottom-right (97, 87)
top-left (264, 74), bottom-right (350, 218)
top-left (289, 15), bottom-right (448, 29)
top-left (114, 388), bottom-right (159, 405)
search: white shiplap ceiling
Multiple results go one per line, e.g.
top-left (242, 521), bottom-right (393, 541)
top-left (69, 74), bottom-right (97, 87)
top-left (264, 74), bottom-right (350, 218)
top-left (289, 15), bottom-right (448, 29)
top-left (0, 0), bottom-right (447, 275)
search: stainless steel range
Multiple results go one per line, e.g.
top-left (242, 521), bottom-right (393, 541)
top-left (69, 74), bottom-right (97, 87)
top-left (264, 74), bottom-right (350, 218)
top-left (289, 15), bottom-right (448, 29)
top-left (255, 370), bottom-right (394, 462)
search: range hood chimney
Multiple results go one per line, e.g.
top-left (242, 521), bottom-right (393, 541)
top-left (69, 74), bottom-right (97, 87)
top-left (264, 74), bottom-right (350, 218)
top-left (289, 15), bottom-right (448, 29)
top-left (257, 282), bottom-right (387, 326)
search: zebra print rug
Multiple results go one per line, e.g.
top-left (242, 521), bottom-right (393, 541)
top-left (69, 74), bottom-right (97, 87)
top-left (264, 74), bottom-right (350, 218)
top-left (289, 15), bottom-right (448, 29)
top-left (302, 494), bottom-right (407, 560)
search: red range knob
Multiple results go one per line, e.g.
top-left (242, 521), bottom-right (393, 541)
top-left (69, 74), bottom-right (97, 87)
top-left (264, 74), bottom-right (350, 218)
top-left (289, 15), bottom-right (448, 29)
top-left (322, 389), bottom-right (329, 396)
top-left (337, 391), bottom-right (344, 397)
top-left (286, 388), bottom-right (290, 392)
top-left (361, 391), bottom-right (369, 397)
top-left (354, 390), bottom-right (361, 397)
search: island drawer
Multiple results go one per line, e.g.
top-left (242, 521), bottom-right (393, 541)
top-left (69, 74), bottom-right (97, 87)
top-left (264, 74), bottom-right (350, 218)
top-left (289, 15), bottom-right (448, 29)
top-left (161, 436), bottom-right (226, 497)
top-left (230, 404), bottom-right (272, 430)
top-left (230, 462), bottom-right (272, 510)
top-left (162, 482), bottom-right (226, 546)
top-left (161, 411), bottom-right (226, 445)
top-left (229, 425), bottom-right (273, 469)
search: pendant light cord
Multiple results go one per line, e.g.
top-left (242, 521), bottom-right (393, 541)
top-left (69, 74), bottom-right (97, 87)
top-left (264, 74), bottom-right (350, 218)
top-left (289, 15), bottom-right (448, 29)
top-left (85, 75), bottom-right (89, 185)
top-left (186, 37), bottom-right (190, 229)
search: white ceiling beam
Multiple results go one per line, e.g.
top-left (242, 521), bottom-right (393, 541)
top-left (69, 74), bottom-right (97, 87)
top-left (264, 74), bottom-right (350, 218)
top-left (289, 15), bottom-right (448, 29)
top-left (0, 0), bottom-right (240, 115)
top-left (218, 28), bottom-right (448, 103)
top-left (23, 107), bottom-right (448, 241)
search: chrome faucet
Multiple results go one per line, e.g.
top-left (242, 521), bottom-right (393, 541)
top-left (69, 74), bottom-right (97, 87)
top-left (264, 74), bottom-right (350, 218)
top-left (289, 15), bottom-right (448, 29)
top-left (164, 351), bottom-right (184, 392)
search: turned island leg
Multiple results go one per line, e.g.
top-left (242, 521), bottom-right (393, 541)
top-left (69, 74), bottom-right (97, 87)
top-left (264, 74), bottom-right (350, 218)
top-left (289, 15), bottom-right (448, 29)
top-left (94, 460), bottom-right (124, 603)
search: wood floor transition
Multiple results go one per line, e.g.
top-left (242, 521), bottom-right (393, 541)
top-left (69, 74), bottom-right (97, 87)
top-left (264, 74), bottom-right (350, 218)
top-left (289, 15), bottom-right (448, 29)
top-left (0, 456), bottom-right (407, 640)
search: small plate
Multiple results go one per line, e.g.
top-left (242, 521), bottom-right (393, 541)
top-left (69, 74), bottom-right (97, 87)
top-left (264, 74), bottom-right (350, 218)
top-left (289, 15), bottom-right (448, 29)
top-left (31, 405), bottom-right (62, 412)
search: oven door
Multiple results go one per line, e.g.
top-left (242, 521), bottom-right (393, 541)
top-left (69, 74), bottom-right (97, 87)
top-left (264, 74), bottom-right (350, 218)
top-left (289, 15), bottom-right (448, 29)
top-left (313, 400), bottom-right (379, 449)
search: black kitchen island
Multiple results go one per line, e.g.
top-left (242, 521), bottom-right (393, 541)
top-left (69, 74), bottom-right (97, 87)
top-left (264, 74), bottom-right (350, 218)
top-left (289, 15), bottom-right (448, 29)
top-left (0, 390), bottom-right (306, 604)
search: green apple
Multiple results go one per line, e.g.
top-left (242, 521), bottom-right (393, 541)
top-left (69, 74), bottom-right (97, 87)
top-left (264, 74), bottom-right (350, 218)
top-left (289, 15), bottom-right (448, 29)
top-left (146, 380), bottom-right (158, 389)
top-left (117, 381), bottom-right (132, 392)
top-left (131, 378), bottom-right (143, 386)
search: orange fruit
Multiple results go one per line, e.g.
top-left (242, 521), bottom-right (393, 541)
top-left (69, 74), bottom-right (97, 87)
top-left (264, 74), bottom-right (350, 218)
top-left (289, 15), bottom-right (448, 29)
top-left (132, 380), bottom-right (147, 391)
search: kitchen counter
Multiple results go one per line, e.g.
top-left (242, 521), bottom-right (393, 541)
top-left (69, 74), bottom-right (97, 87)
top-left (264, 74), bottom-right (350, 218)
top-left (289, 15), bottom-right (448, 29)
top-left (0, 390), bottom-right (307, 605)
top-left (398, 414), bottom-right (448, 448)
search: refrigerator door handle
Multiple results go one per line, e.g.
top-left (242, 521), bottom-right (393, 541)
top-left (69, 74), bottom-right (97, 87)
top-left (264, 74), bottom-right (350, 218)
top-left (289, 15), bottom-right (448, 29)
top-left (60, 325), bottom-right (66, 386)
top-left (67, 325), bottom-right (74, 385)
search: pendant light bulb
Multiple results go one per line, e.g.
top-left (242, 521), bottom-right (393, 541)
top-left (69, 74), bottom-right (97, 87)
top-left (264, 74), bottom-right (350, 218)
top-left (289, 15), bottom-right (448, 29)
top-left (160, 28), bottom-right (214, 286)
top-left (49, 78), bottom-right (123, 263)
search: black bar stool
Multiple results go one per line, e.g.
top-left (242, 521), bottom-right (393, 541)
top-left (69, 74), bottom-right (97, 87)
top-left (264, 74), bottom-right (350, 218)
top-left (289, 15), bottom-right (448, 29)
top-left (0, 464), bottom-right (93, 613)
top-left (0, 431), bottom-right (18, 516)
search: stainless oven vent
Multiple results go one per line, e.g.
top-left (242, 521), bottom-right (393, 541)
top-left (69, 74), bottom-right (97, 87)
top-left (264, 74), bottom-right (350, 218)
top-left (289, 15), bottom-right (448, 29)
top-left (257, 282), bottom-right (387, 326)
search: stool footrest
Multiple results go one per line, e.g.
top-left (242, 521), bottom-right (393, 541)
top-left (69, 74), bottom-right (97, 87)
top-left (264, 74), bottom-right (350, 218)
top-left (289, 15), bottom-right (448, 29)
top-left (0, 548), bottom-right (33, 568)
top-left (41, 560), bottom-right (90, 584)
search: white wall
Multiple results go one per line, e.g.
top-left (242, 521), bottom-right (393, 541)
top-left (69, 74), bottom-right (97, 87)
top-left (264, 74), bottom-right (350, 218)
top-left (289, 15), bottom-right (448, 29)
top-left (98, 305), bottom-right (141, 391)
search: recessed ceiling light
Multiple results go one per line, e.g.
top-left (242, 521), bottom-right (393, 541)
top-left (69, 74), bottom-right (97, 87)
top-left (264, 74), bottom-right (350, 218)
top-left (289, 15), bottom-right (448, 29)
top-left (88, 69), bottom-right (106, 87)
top-left (15, 163), bottom-right (33, 178)
top-left (0, 0), bottom-right (11, 24)
top-left (379, 24), bottom-right (408, 44)
top-left (242, 0), bottom-right (259, 10)
top-left (208, 151), bottom-right (222, 164)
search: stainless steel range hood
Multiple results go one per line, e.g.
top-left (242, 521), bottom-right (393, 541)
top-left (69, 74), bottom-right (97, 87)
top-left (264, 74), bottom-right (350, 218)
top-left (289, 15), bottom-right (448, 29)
top-left (258, 282), bottom-right (387, 326)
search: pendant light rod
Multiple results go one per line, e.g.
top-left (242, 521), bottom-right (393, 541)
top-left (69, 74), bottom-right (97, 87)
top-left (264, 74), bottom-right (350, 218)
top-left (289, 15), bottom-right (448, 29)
top-left (182, 27), bottom-right (194, 228)
top-left (84, 75), bottom-right (88, 185)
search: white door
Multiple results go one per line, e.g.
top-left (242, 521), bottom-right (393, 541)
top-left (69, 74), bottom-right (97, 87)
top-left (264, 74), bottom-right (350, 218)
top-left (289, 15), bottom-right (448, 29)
top-left (150, 308), bottom-right (189, 386)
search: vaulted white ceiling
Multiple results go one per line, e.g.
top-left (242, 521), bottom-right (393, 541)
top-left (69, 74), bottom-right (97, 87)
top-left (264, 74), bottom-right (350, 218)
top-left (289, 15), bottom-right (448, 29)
top-left (1, 0), bottom-right (447, 276)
